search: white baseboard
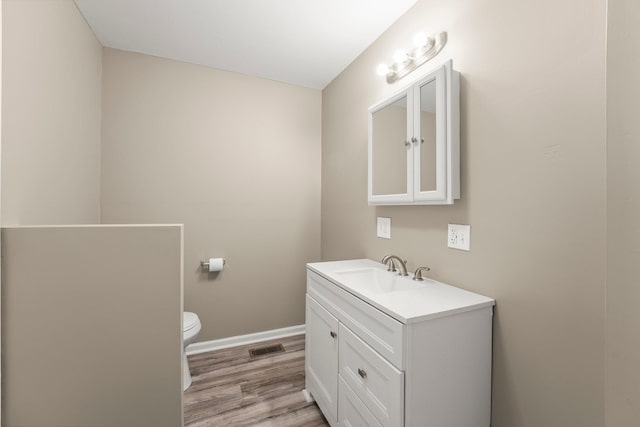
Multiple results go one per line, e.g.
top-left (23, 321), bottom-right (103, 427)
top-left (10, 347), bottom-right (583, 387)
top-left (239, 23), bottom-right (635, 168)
top-left (302, 389), bottom-right (314, 403)
top-left (186, 324), bottom-right (306, 356)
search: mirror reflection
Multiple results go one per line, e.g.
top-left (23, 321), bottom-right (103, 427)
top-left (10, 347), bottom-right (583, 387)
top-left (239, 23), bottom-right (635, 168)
top-left (419, 79), bottom-right (437, 192)
top-left (371, 96), bottom-right (408, 196)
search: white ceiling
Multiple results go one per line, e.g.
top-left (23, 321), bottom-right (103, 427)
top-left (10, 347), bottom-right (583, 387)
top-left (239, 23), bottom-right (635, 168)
top-left (74, 0), bottom-right (418, 90)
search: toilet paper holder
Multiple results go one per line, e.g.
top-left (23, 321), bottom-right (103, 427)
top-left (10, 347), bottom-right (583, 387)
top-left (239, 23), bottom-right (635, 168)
top-left (200, 258), bottom-right (226, 270)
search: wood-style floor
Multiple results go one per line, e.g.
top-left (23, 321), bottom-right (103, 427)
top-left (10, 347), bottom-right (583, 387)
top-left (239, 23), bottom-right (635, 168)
top-left (184, 334), bottom-right (330, 427)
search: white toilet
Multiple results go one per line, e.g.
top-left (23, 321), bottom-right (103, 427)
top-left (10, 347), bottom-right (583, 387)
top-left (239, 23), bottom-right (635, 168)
top-left (183, 311), bottom-right (202, 391)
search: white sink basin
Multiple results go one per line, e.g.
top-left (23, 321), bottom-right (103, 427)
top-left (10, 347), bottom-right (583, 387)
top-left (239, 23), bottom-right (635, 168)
top-left (335, 268), bottom-right (427, 295)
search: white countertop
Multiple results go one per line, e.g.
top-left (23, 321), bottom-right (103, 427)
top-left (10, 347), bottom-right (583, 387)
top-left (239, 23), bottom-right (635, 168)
top-left (307, 259), bottom-right (495, 324)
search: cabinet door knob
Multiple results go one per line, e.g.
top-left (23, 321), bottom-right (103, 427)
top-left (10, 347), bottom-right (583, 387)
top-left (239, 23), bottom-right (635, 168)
top-left (330, 331), bottom-right (337, 338)
top-left (357, 368), bottom-right (367, 379)
top-left (404, 140), bottom-right (411, 147)
top-left (411, 137), bottom-right (418, 144)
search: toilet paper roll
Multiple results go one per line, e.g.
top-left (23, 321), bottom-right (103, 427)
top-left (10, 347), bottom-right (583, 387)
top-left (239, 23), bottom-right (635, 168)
top-left (208, 258), bottom-right (224, 272)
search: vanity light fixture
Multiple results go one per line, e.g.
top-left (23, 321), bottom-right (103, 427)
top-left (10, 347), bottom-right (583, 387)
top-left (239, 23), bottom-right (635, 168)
top-left (376, 31), bottom-right (448, 84)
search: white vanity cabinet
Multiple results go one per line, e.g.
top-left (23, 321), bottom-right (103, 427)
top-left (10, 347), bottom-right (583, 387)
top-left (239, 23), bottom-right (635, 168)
top-left (305, 259), bottom-right (495, 427)
top-left (368, 60), bottom-right (460, 205)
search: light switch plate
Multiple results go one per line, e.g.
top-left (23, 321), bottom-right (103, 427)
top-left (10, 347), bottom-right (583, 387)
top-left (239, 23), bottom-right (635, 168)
top-left (377, 217), bottom-right (391, 239)
top-left (448, 224), bottom-right (470, 251)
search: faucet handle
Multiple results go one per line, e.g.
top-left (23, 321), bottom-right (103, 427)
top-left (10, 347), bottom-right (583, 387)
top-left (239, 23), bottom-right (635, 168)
top-left (413, 266), bottom-right (431, 281)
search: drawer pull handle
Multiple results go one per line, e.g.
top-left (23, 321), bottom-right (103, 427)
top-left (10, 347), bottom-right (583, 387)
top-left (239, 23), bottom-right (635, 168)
top-left (330, 331), bottom-right (337, 338)
top-left (357, 368), bottom-right (367, 379)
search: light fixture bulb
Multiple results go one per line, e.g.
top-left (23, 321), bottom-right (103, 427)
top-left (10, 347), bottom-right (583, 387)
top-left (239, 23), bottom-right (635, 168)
top-left (376, 63), bottom-right (390, 76)
top-left (413, 31), bottom-right (430, 47)
top-left (393, 50), bottom-right (408, 64)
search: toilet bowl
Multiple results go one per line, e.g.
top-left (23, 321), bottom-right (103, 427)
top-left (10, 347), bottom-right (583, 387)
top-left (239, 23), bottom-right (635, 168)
top-left (183, 312), bottom-right (201, 391)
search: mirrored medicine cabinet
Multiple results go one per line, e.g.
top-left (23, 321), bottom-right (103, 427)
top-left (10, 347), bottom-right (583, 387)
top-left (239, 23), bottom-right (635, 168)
top-left (368, 60), bottom-right (460, 205)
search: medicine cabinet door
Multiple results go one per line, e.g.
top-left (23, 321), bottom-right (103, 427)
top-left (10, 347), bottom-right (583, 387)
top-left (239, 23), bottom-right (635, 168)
top-left (368, 91), bottom-right (413, 204)
top-left (413, 66), bottom-right (447, 202)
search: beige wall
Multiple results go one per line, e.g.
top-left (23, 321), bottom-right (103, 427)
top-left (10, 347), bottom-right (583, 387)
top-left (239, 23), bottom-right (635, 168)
top-left (1, 225), bottom-right (183, 427)
top-left (100, 48), bottom-right (322, 341)
top-left (322, 0), bottom-right (606, 426)
top-left (1, 0), bottom-right (102, 225)
top-left (606, 0), bottom-right (640, 425)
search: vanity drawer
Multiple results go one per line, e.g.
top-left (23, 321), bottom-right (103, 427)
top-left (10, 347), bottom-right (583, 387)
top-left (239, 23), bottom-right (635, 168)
top-left (339, 324), bottom-right (404, 427)
top-left (338, 376), bottom-right (383, 427)
top-left (307, 270), bottom-right (405, 369)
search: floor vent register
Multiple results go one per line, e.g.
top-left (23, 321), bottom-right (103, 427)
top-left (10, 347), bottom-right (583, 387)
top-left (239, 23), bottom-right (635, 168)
top-left (249, 343), bottom-right (286, 358)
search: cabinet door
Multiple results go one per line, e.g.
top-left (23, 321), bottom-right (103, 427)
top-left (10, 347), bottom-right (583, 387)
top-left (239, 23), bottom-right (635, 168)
top-left (413, 61), bottom-right (460, 204)
top-left (413, 66), bottom-right (446, 202)
top-left (306, 295), bottom-right (339, 425)
top-left (368, 90), bottom-right (414, 205)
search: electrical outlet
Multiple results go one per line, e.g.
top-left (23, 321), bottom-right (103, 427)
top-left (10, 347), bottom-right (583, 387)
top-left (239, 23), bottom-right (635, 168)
top-left (377, 217), bottom-right (391, 239)
top-left (448, 224), bottom-right (470, 251)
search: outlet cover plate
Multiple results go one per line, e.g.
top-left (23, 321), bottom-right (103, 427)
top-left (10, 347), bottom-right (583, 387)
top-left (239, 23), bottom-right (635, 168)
top-left (448, 224), bottom-right (471, 251)
top-left (377, 217), bottom-right (391, 239)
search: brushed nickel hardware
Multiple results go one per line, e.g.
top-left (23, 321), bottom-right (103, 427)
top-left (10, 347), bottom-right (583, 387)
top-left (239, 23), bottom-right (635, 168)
top-left (413, 266), bottom-right (431, 281)
top-left (411, 136), bottom-right (418, 144)
top-left (404, 140), bottom-right (411, 147)
top-left (381, 255), bottom-right (408, 276)
top-left (357, 368), bottom-right (367, 379)
top-left (382, 254), bottom-right (397, 272)
top-left (421, 138), bottom-right (425, 144)
top-left (330, 331), bottom-right (337, 338)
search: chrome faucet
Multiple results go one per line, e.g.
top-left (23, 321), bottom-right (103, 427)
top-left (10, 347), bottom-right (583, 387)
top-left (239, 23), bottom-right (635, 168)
top-left (381, 255), bottom-right (408, 276)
